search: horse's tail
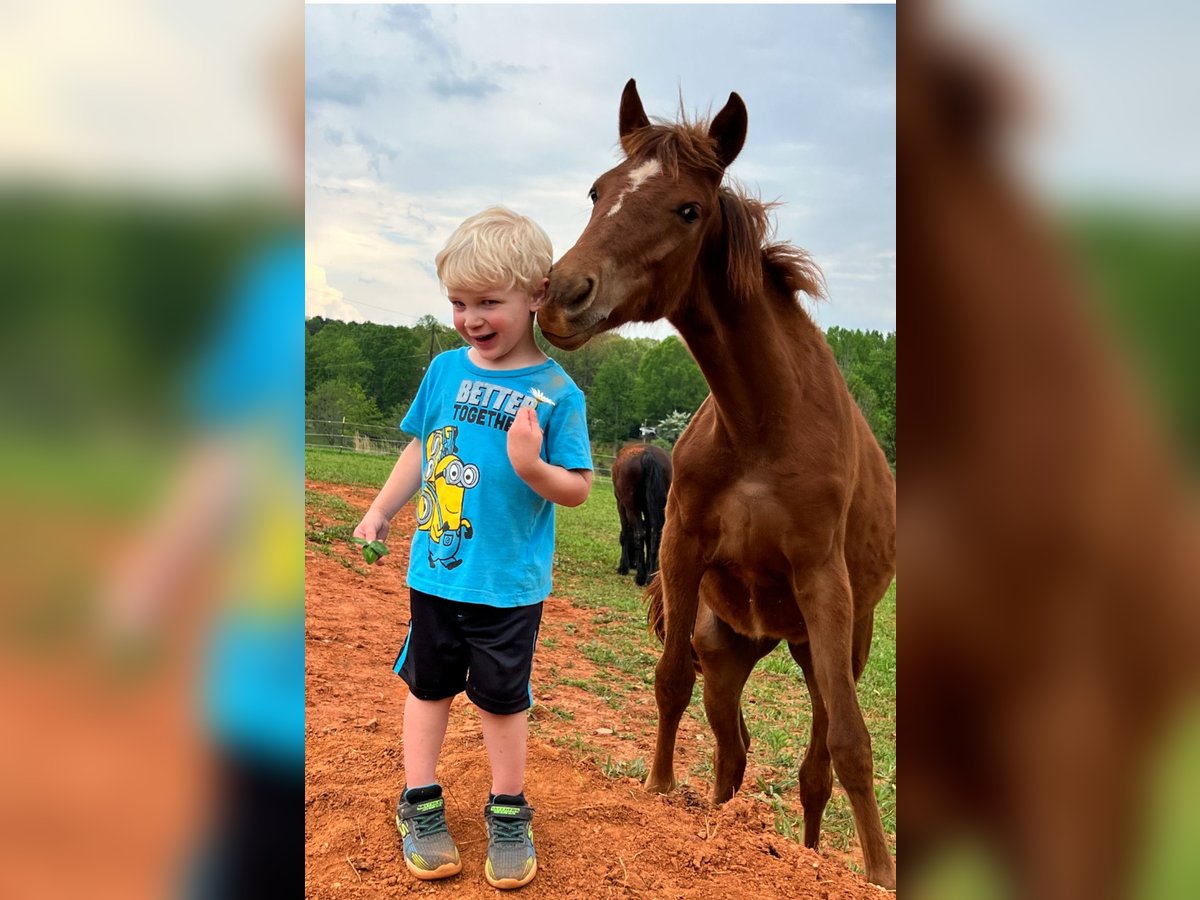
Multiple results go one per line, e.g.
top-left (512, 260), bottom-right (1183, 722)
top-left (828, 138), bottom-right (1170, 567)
top-left (645, 573), bottom-right (666, 644)
top-left (641, 451), bottom-right (670, 524)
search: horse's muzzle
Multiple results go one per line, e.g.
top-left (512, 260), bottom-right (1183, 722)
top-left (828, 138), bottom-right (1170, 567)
top-left (539, 271), bottom-right (603, 348)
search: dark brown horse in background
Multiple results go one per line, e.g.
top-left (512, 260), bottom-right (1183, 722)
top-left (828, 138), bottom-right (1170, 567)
top-left (538, 80), bottom-right (896, 889)
top-left (611, 443), bottom-right (673, 586)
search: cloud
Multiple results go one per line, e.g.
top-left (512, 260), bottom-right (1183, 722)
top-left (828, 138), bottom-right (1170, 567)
top-left (378, 5), bottom-right (451, 61)
top-left (428, 73), bottom-right (501, 100)
top-left (379, 4), bottom-right (435, 32)
top-left (306, 70), bottom-right (379, 107)
top-left (305, 176), bottom-right (461, 325)
top-left (305, 263), bottom-right (366, 322)
top-left (352, 130), bottom-right (400, 179)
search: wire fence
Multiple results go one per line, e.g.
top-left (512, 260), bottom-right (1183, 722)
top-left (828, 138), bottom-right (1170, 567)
top-left (305, 419), bottom-right (407, 456)
top-left (305, 419), bottom-right (619, 480)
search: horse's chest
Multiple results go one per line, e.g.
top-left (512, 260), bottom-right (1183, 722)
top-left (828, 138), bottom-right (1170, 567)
top-left (688, 482), bottom-right (814, 643)
top-left (698, 481), bottom-right (794, 562)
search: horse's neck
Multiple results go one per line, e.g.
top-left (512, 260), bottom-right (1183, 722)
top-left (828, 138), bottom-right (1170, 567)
top-left (671, 276), bottom-right (827, 446)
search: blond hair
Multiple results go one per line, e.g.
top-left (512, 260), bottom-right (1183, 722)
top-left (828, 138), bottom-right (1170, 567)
top-left (435, 206), bottom-right (553, 295)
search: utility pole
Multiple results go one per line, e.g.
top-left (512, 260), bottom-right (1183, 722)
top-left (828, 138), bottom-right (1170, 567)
top-left (428, 321), bottom-right (436, 364)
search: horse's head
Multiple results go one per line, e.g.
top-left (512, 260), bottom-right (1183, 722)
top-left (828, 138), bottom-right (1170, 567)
top-left (538, 79), bottom-right (747, 349)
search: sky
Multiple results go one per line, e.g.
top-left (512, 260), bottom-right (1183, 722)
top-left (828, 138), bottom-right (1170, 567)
top-left (1, 0), bottom-right (293, 192)
top-left (304, 4), bottom-right (897, 338)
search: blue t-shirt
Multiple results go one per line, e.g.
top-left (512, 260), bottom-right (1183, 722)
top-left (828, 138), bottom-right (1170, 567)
top-left (187, 236), bottom-right (304, 769)
top-left (400, 348), bottom-right (592, 607)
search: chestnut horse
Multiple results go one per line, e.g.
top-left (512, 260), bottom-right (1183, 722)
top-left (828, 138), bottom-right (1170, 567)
top-left (611, 443), bottom-right (673, 586)
top-left (538, 80), bottom-right (896, 889)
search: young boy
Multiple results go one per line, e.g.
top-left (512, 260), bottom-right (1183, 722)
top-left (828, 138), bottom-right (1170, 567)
top-left (353, 207), bottom-right (592, 889)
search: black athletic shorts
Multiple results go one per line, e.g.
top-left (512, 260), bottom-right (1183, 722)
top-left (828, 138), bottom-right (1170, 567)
top-left (392, 588), bottom-right (543, 715)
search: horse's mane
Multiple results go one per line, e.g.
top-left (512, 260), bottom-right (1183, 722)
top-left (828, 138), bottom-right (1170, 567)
top-left (621, 116), bottom-right (826, 306)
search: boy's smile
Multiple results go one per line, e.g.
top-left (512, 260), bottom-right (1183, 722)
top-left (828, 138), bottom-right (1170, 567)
top-left (449, 282), bottom-right (547, 370)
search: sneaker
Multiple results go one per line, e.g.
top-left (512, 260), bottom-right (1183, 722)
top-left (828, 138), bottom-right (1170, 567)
top-left (395, 785), bottom-right (462, 880)
top-left (484, 797), bottom-right (537, 889)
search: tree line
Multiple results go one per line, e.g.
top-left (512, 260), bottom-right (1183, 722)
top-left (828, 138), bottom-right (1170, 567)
top-left (305, 315), bottom-right (896, 466)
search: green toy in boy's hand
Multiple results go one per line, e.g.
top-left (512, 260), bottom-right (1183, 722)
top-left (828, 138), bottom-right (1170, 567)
top-left (352, 536), bottom-right (390, 564)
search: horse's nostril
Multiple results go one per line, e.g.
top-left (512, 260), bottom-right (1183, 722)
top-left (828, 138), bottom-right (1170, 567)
top-left (566, 276), bottom-right (595, 310)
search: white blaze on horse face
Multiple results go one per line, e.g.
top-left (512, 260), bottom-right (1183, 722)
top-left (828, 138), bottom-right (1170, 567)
top-left (606, 159), bottom-right (662, 218)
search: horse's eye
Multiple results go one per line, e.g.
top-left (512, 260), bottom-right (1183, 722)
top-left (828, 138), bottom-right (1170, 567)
top-left (588, 187), bottom-right (599, 204)
top-left (678, 204), bottom-right (701, 224)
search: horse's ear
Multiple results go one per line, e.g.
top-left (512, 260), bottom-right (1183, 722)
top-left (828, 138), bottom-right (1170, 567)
top-left (619, 78), bottom-right (650, 148)
top-left (708, 92), bottom-right (747, 170)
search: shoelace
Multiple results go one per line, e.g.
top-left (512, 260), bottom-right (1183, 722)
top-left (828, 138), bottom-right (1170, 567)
top-left (410, 806), bottom-right (450, 838)
top-left (490, 815), bottom-right (528, 844)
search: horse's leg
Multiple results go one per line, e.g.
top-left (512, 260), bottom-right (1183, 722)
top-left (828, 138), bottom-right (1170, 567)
top-left (644, 521), bottom-right (705, 795)
top-left (633, 515), bottom-right (649, 586)
top-left (797, 563), bottom-right (895, 890)
top-left (782, 610), bottom-right (876, 848)
top-left (695, 605), bottom-right (775, 803)
top-left (615, 500), bottom-right (632, 575)
top-left (788, 640), bottom-right (833, 850)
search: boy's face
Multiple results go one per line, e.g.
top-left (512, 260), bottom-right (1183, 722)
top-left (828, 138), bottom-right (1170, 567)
top-left (448, 279), bottom-right (547, 369)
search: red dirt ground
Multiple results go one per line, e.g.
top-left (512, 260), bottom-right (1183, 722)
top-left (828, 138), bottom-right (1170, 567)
top-left (305, 480), bottom-right (890, 898)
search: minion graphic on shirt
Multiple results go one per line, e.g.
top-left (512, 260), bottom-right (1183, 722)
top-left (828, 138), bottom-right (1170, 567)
top-left (415, 426), bottom-right (479, 569)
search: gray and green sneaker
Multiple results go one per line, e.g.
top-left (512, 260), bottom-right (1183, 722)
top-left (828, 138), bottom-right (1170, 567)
top-left (484, 797), bottom-right (537, 889)
top-left (395, 785), bottom-right (462, 881)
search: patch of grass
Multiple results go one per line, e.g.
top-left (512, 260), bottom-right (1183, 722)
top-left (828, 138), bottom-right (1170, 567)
top-left (579, 638), bottom-right (658, 678)
top-left (760, 648), bottom-right (796, 676)
top-left (536, 704), bottom-right (576, 723)
top-left (556, 675), bottom-right (625, 708)
top-left (306, 521), bottom-right (355, 548)
top-left (304, 487), bottom-right (372, 570)
top-left (762, 727), bottom-right (795, 760)
top-left (305, 488), bottom-right (356, 519)
top-left (600, 755), bottom-right (647, 781)
top-left (688, 755), bottom-right (714, 781)
top-left (578, 640), bottom-right (619, 667)
top-left (551, 733), bottom-right (594, 756)
top-left (306, 447), bottom-right (397, 486)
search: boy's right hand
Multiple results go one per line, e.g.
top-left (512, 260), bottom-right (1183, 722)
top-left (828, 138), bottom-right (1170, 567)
top-left (354, 508), bottom-right (391, 547)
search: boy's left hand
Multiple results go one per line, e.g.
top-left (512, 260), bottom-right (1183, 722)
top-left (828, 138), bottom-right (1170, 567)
top-left (507, 407), bottom-right (544, 476)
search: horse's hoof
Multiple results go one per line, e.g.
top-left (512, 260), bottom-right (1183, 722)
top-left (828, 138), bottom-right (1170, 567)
top-left (643, 774), bottom-right (676, 794)
top-left (868, 869), bottom-right (897, 891)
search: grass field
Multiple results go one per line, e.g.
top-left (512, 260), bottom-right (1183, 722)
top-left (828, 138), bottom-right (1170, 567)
top-left (306, 445), bottom-right (897, 857)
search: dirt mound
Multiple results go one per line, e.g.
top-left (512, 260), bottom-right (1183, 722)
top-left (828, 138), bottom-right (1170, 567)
top-left (305, 480), bottom-right (886, 898)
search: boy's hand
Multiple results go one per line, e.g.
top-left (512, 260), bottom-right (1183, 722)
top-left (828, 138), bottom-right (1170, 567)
top-left (354, 508), bottom-right (391, 546)
top-left (507, 407), bottom-right (544, 477)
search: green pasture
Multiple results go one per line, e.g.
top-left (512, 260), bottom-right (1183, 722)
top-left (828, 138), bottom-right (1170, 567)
top-left (306, 445), bottom-right (399, 487)
top-left (307, 446), bottom-right (897, 864)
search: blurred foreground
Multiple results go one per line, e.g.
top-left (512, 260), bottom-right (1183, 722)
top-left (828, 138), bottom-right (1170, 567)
top-left (0, 2), bottom-right (301, 897)
top-left (902, 2), bottom-right (1199, 899)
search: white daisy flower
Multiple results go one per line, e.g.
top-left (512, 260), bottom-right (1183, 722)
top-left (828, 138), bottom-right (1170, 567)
top-left (530, 388), bottom-right (555, 406)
